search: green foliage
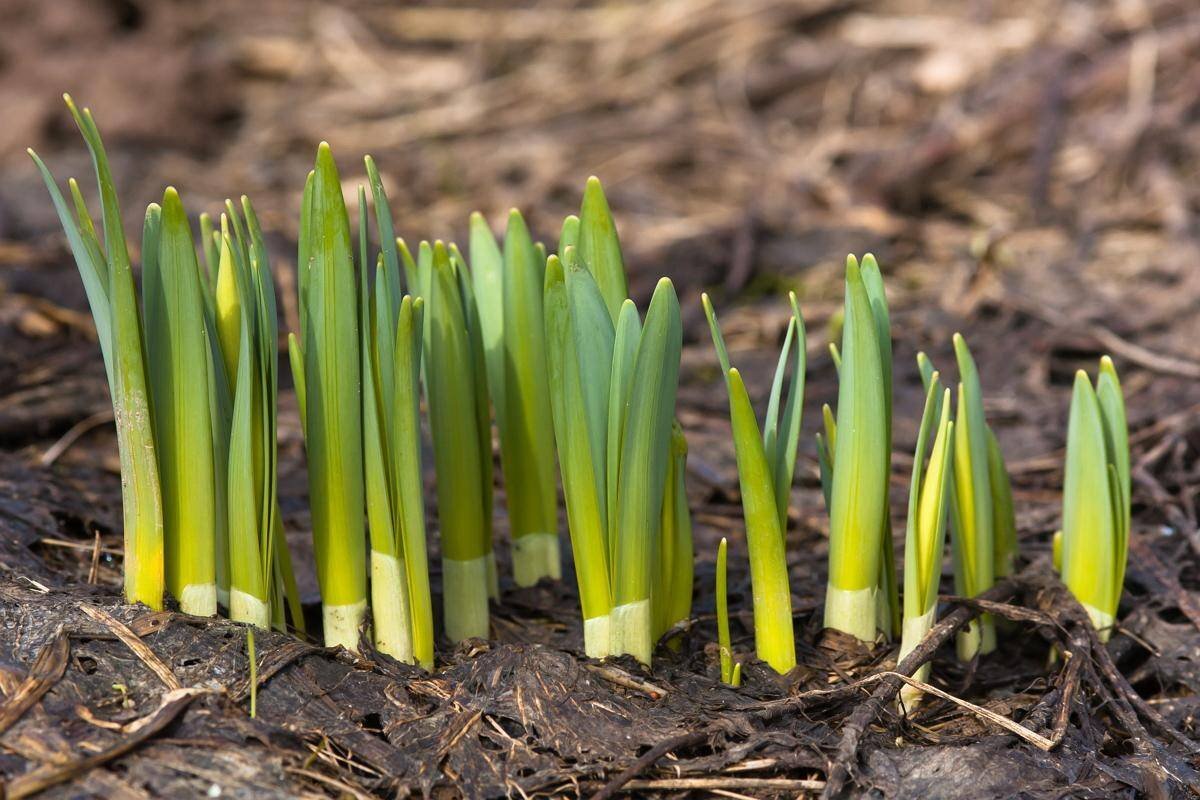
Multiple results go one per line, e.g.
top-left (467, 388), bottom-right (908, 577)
top-left (358, 161), bottom-right (433, 668)
top-left (1062, 358), bottom-right (1129, 640)
top-left (702, 292), bottom-right (803, 673)
top-left (824, 256), bottom-right (890, 644)
top-left (292, 144), bottom-right (366, 649)
top-left (468, 211), bottom-right (560, 587)
top-left (546, 252), bottom-right (684, 663)
top-left (715, 537), bottom-right (740, 686)
top-left (31, 98), bottom-right (165, 609)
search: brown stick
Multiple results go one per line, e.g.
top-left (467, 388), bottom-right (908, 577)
top-left (592, 730), bottom-right (709, 800)
top-left (0, 630), bottom-right (69, 736)
top-left (5, 688), bottom-right (204, 799)
top-left (79, 604), bottom-right (181, 691)
top-left (822, 576), bottom-right (1019, 799)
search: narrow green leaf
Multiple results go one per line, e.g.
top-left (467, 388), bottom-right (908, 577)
top-left (145, 188), bottom-right (216, 614)
top-left (700, 293), bottom-right (732, 377)
top-left (986, 428), bottom-right (1017, 579)
top-left (727, 368), bottom-right (795, 673)
top-left (468, 212), bottom-right (506, 427)
top-left (611, 279), bottom-right (681, 663)
top-left (502, 210), bottom-right (559, 584)
top-left (1095, 356), bottom-right (1129, 599)
top-left (1062, 371), bottom-right (1117, 628)
top-left (393, 296), bottom-right (433, 668)
top-left (427, 241), bottom-right (491, 640)
top-left (950, 333), bottom-right (995, 654)
top-left (826, 256), bottom-right (888, 642)
top-left (716, 537), bottom-right (732, 684)
top-left (28, 151), bottom-right (114, 386)
top-left (298, 143), bottom-right (365, 647)
top-left (577, 177), bottom-right (628, 322)
top-left (606, 299), bottom-right (641, 570)
top-left (545, 255), bottom-right (611, 648)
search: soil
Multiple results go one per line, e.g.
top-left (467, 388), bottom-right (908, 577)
top-left (1, 0), bottom-right (1199, 797)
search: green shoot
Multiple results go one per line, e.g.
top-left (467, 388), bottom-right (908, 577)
top-left (545, 252), bottom-right (683, 663)
top-left (360, 159), bottom-right (434, 668)
top-left (716, 537), bottom-right (740, 686)
top-left (291, 144), bottom-right (366, 649)
top-left (657, 421), bottom-right (694, 641)
top-left (468, 211), bottom-right (560, 587)
top-left (31, 96), bottom-right (165, 609)
top-left (544, 253), bottom-right (613, 656)
top-left (949, 334), bottom-right (996, 659)
top-left (859, 256), bottom-right (898, 641)
top-left (144, 188), bottom-right (218, 615)
top-left (1062, 357), bottom-right (1129, 641)
top-left (610, 281), bottom-right (684, 664)
top-left (825, 256), bottom-right (890, 643)
top-left (702, 293), bottom-right (802, 673)
top-left (419, 241), bottom-right (495, 642)
top-left (988, 428), bottom-right (1018, 580)
top-left (899, 369), bottom-right (954, 711)
top-left (219, 199), bottom-right (289, 631)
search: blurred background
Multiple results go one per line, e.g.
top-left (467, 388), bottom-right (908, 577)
top-left (0, 0), bottom-right (1198, 593)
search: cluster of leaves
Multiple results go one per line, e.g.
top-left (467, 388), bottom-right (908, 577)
top-left (36, 99), bottom-right (1128, 684)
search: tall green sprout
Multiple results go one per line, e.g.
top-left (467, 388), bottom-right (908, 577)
top-left (410, 241), bottom-right (496, 642)
top-left (988, 428), bottom-right (1018, 581)
top-left (899, 369), bottom-right (954, 710)
top-left (825, 256), bottom-right (890, 643)
top-left (213, 202), bottom-right (282, 629)
top-left (468, 211), bottom-right (560, 587)
top-left (703, 293), bottom-right (804, 674)
top-left (1062, 357), bottom-right (1129, 641)
top-left (657, 422), bottom-right (694, 640)
top-left (289, 144), bottom-right (366, 649)
top-left (544, 252), bottom-right (684, 663)
top-left (358, 159), bottom-right (434, 668)
top-left (200, 202), bottom-right (304, 634)
top-left (143, 188), bottom-right (218, 616)
top-left (30, 97), bottom-right (164, 609)
top-left (948, 334), bottom-right (996, 659)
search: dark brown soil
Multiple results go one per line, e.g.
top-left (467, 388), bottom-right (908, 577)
top-left (1, 0), bottom-right (1199, 797)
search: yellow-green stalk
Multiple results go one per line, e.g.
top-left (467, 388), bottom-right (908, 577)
top-left (1062, 357), bottom-right (1129, 641)
top-left (419, 241), bottom-right (495, 642)
top-left (359, 159), bottom-right (434, 668)
top-left (859, 256), bottom-right (899, 641)
top-left (948, 334), bottom-right (996, 659)
top-left (468, 211), bottom-right (560, 587)
top-left (206, 203), bottom-right (304, 635)
top-left (988, 429), bottom-right (1018, 580)
top-left (29, 97), bottom-right (164, 608)
top-left (656, 421), bottom-right (693, 640)
top-left (545, 251), bottom-right (683, 663)
top-left (143, 188), bottom-right (218, 616)
top-left (715, 538), bottom-right (741, 686)
top-left (899, 371), bottom-right (954, 711)
top-left (610, 280), bottom-right (683, 664)
top-left (289, 144), bottom-right (366, 649)
top-left (825, 256), bottom-right (890, 643)
top-left (703, 293), bottom-right (804, 674)
top-left (544, 254), bottom-right (614, 656)
top-left (218, 199), bottom-right (280, 630)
